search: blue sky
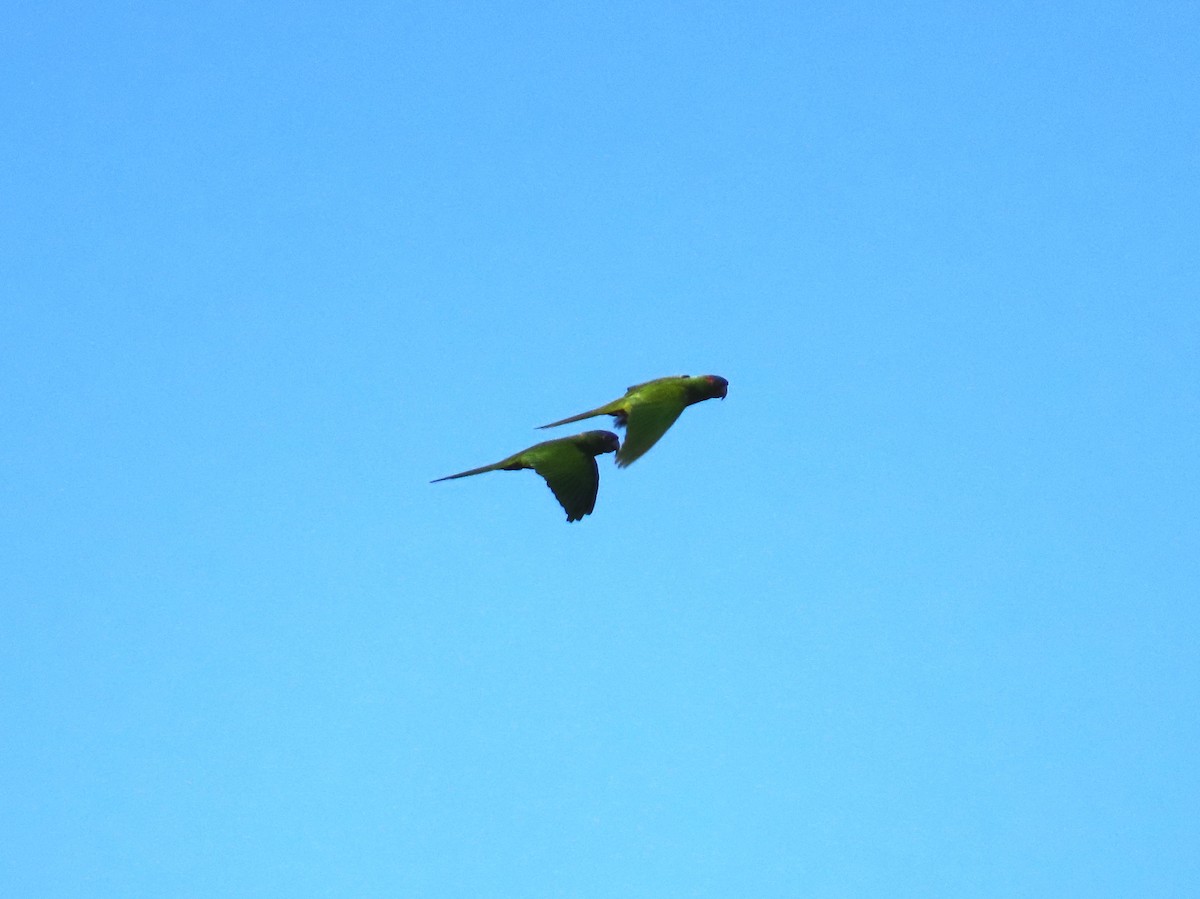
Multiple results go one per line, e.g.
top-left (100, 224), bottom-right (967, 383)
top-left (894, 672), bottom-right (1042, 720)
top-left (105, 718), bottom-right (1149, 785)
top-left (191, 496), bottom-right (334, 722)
top-left (3, 2), bottom-right (1197, 895)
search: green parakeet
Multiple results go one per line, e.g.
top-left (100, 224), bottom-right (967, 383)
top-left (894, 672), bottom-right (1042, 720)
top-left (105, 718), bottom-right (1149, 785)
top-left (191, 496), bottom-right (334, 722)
top-left (539, 374), bottom-right (728, 467)
top-left (431, 430), bottom-right (620, 522)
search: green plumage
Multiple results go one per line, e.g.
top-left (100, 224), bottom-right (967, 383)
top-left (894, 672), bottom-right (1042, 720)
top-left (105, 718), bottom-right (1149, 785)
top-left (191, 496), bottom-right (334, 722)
top-left (539, 374), bottom-right (728, 467)
top-left (431, 430), bottom-right (620, 522)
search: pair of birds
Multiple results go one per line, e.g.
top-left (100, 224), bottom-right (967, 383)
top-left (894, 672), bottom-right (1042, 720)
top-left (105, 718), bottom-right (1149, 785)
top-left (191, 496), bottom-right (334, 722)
top-left (433, 374), bottom-right (729, 522)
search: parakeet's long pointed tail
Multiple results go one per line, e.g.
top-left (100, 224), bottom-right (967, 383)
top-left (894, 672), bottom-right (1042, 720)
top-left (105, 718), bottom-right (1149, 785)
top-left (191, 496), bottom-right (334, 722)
top-left (538, 401), bottom-right (623, 430)
top-left (431, 463), bottom-right (502, 482)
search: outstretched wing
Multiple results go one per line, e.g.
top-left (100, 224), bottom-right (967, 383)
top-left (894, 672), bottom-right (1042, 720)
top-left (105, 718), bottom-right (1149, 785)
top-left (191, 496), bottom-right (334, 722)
top-left (626, 374), bottom-right (688, 392)
top-left (530, 445), bottom-right (601, 522)
top-left (617, 399), bottom-right (686, 467)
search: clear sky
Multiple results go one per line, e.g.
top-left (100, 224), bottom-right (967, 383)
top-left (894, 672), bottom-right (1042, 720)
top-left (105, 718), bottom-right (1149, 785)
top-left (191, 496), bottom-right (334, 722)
top-left (3, 2), bottom-right (1197, 896)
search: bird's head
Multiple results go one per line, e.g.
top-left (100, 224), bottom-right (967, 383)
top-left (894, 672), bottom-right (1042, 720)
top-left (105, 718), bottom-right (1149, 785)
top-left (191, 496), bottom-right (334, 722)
top-left (584, 430), bottom-right (621, 456)
top-left (704, 375), bottom-right (729, 399)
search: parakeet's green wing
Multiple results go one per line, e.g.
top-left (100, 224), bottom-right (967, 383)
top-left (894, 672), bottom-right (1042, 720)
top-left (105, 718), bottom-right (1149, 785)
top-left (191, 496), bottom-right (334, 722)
top-left (529, 445), bottom-right (601, 522)
top-left (625, 375), bottom-right (688, 392)
top-left (617, 399), bottom-right (686, 467)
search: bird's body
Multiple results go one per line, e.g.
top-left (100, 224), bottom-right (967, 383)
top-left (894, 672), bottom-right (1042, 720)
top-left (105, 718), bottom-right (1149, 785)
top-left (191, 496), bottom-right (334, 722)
top-left (431, 430), bottom-right (620, 522)
top-left (539, 375), bottom-right (728, 467)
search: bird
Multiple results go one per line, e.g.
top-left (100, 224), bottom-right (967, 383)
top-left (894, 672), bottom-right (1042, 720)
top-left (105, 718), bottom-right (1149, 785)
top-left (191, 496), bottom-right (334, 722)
top-left (538, 374), bottom-right (728, 467)
top-left (431, 430), bottom-right (620, 522)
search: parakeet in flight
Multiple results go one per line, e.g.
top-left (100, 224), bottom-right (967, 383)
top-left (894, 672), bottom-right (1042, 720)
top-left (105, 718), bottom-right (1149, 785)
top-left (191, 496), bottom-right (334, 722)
top-left (539, 374), bottom-right (728, 467)
top-left (431, 430), bottom-right (620, 522)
